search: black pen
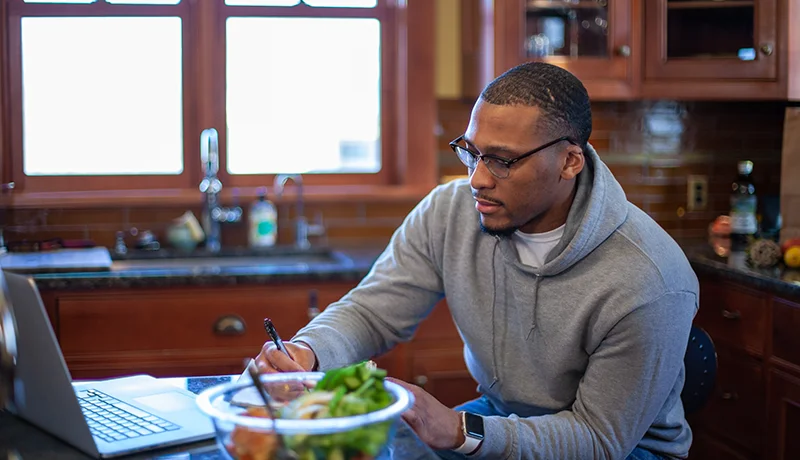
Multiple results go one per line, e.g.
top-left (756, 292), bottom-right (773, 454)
top-left (264, 318), bottom-right (291, 359)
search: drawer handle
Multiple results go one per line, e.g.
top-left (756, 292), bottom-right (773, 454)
top-left (721, 309), bottom-right (741, 320)
top-left (720, 391), bottom-right (739, 401)
top-left (213, 315), bottom-right (246, 336)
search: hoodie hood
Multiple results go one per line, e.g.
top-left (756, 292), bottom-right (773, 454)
top-left (497, 143), bottom-right (629, 276)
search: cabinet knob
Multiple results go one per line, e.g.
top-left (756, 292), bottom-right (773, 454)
top-left (721, 309), bottom-right (741, 320)
top-left (1, 182), bottom-right (14, 192)
top-left (720, 391), bottom-right (739, 401)
top-left (213, 314), bottom-right (246, 336)
top-left (413, 375), bottom-right (428, 387)
top-left (616, 45), bottom-right (631, 57)
top-left (760, 44), bottom-right (773, 56)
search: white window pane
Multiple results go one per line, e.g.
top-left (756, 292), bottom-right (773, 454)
top-left (303, 0), bottom-right (377, 7)
top-left (21, 17), bottom-right (184, 176)
top-left (224, 0), bottom-right (300, 6)
top-left (23, 0), bottom-right (95, 3)
top-left (107, 0), bottom-right (181, 4)
top-left (226, 17), bottom-right (381, 175)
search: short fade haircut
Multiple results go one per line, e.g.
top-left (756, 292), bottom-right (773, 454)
top-left (479, 62), bottom-right (592, 152)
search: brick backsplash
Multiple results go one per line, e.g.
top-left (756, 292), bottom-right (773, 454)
top-left (2, 99), bottom-right (786, 250)
top-left (439, 99), bottom-right (785, 240)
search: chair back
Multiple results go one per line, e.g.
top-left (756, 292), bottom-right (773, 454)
top-left (681, 325), bottom-right (717, 415)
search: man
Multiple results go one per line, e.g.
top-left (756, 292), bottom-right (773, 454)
top-left (256, 62), bottom-right (699, 459)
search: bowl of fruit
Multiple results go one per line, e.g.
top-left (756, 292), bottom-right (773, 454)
top-left (195, 362), bottom-right (413, 460)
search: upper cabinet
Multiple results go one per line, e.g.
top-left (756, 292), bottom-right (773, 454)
top-left (643, 0), bottom-right (782, 99)
top-left (477, 0), bottom-right (799, 100)
top-left (487, 0), bottom-right (637, 99)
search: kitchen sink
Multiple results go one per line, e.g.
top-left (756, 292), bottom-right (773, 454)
top-left (110, 248), bottom-right (353, 272)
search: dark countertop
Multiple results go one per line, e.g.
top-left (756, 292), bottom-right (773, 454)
top-left (19, 241), bottom-right (800, 299)
top-left (0, 375), bottom-right (438, 460)
top-left (683, 242), bottom-right (800, 299)
top-left (28, 247), bottom-right (384, 291)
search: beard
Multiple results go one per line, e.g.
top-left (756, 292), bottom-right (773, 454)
top-left (479, 220), bottom-right (517, 237)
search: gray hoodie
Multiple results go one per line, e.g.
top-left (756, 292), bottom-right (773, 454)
top-left (293, 145), bottom-right (699, 459)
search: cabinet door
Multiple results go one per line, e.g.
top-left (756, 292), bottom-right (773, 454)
top-left (690, 346), bottom-right (764, 456)
top-left (489, 0), bottom-right (635, 99)
top-left (767, 369), bottom-right (800, 460)
top-left (56, 283), bottom-right (353, 379)
top-left (644, 0), bottom-right (778, 81)
top-left (409, 346), bottom-right (480, 409)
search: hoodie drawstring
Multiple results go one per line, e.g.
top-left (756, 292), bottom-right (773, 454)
top-left (489, 238), bottom-right (499, 389)
top-left (526, 274), bottom-right (542, 340)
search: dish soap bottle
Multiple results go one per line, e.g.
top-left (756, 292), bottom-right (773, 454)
top-left (730, 160), bottom-right (757, 251)
top-left (248, 187), bottom-right (277, 248)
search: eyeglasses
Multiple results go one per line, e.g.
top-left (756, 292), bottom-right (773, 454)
top-left (449, 135), bottom-right (578, 179)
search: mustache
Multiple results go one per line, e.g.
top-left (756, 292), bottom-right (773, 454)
top-left (472, 192), bottom-right (504, 206)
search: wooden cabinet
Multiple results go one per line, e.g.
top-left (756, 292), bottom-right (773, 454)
top-left (767, 369), bottom-right (800, 460)
top-left (476, 0), bottom-right (798, 100)
top-left (485, 0), bottom-right (637, 99)
top-left (767, 298), bottom-right (800, 460)
top-left (642, 0), bottom-right (782, 99)
top-left (47, 282), bottom-right (355, 379)
top-left (690, 273), bottom-right (800, 460)
top-left (41, 282), bottom-right (481, 410)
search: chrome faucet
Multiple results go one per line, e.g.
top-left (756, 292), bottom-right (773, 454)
top-left (274, 174), bottom-right (310, 250)
top-left (199, 128), bottom-right (242, 253)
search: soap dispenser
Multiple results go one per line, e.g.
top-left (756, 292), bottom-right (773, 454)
top-left (248, 187), bottom-right (277, 248)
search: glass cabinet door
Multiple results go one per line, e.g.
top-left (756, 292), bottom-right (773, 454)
top-left (524, 0), bottom-right (611, 59)
top-left (487, 0), bottom-right (634, 99)
top-left (644, 0), bottom-right (778, 80)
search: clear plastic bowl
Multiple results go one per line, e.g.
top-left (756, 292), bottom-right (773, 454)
top-left (195, 371), bottom-right (414, 460)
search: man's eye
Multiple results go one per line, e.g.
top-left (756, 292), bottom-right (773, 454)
top-left (486, 158), bottom-right (507, 168)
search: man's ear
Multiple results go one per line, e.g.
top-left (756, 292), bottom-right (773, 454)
top-left (561, 146), bottom-right (584, 181)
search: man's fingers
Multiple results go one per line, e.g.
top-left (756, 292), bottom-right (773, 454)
top-left (401, 408), bottom-right (420, 428)
top-left (266, 347), bottom-right (306, 372)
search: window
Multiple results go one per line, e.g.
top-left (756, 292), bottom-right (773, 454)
top-left (6, 0), bottom-right (193, 191)
top-left (224, 16), bottom-right (381, 176)
top-left (1, 0), bottom-right (435, 198)
top-left (21, 16), bottom-right (184, 176)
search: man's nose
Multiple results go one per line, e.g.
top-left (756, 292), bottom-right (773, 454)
top-left (469, 159), bottom-right (495, 190)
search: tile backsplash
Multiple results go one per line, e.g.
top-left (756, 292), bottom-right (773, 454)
top-left (440, 99), bottom-right (785, 240)
top-left (2, 99), bottom-right (786, 251)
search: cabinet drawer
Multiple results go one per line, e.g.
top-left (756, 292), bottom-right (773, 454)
top-left (696, 281), bottom-right (767, 356)
top-left (772, 298), bottom-right (800, 368)
top-left (692, 346), bottom-right (764, 455)
top-left (57, 284), bottom-right (351, 355)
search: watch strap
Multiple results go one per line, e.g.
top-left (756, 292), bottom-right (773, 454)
top-left (453, 411), bottom-right (482, 455)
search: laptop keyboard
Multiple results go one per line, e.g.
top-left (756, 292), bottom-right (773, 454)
top-left (76, 389), bottom-right (182, 443)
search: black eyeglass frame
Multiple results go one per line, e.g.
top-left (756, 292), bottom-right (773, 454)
top-left (449, 135), bottom-right (579, 178)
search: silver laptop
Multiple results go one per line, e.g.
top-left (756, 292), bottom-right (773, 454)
top-left (1, 269), bottom-right (216, 458)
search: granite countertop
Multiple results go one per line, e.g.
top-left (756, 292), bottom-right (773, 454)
top-left (17, 241), bottom-right (800, 299)
top-left (683, 242), bottom-right (800, 299)
top-left (0, 375), bottom-right (438, 460)
top-left (28, 247), bottom-right (384, 291)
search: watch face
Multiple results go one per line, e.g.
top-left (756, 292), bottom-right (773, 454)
top-left (464, 412), bottom-right (484, 439)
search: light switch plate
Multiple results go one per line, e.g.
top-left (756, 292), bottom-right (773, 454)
top-left (687, 175), bottom-right (708, 211)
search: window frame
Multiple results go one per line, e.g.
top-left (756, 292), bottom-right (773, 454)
top-left (5, 0), bottom-right (199, 193)
top-left (210, 1), bottom-right (393, 188)
top-left (0, 0), bottom-right (437, 205)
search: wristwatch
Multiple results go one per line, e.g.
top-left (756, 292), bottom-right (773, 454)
top-left (453, 411), bottom-right (484, 455)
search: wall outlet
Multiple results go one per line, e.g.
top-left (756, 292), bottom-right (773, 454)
top-left (687, 175), bottom-right (708, 211)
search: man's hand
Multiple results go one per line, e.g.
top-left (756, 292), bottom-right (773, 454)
top-left (387, 377), bottom-right (465, 451)
top-left (255, 340), bottom-right (317, 373)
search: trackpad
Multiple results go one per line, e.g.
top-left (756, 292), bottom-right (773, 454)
top-left (134, 392), bottom-right (196, 413)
